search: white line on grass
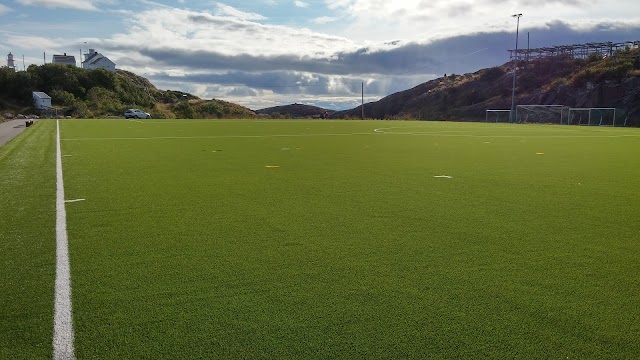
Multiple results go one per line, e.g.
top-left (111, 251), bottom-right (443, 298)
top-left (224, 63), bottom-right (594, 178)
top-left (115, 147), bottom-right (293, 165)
top-left (61, 132), bottom-right (377, 141)
top-left (54, 120), bottom-right (76, 360)
top-left (373, 127), bottom-right (640, 138)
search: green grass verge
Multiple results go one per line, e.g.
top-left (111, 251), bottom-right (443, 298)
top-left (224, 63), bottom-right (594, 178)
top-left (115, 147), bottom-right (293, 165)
top-left (0, 120), bottom-right (56, 359)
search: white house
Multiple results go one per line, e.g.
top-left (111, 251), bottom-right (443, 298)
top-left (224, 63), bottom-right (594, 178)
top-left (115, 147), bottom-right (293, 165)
top-left (52, 53), bottom-right (77, 67)
top-left (82, 49), bottom-right (115, 72)
top-left (33, 92), bottom-right (52, 110)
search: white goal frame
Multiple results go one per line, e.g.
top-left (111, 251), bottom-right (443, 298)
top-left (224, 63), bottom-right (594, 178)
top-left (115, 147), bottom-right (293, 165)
top-left (568, 108), bottom-right (618, 126)
top-left (485, 109), bottom-right (511, 123)
top-left (516, 105), bottom-right (570, 124)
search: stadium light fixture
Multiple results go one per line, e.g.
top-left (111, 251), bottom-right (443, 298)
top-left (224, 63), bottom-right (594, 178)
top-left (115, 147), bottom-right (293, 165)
top-left (510, 13), bottom-right (522, 123)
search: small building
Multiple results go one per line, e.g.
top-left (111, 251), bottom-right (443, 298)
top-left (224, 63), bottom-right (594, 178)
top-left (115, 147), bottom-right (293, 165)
top-left (52, 53), bottom-right (77, 67)
top-left (82, 49), bottom-right (116, 72)
top-left (33, 92), bottom-right (52, 110)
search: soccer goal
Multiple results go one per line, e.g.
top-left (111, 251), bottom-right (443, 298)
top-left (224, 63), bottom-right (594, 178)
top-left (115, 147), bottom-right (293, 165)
top-left (485, 109), bottom-right (511, 123)
top-left (516, 105), bottom-right (570, 124)
top-left (568, 108), bottom-right (618, 126)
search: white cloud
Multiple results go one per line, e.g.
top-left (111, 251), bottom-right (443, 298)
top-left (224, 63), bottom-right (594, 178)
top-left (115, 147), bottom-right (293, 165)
top-left (0, 4), bottom-right (12, 14)
top-left (215, 3), bottom-right (267, 21)
top-left (294, 0), bottom-right (309, 8)
top-left (320, 0), bottom-right (640, 42)
top-left (16, 0), bottom-right (99, 10)
top-left (6, 34), bottom-right (60, 50)
top-left (108, 8), bottom-right (134, 15)
top-left (134, 0), bottom-right (172, 8)
top-left (312, 16), bottom-right (338, 24)
top-left (108, 8), bottom-right (354, 58)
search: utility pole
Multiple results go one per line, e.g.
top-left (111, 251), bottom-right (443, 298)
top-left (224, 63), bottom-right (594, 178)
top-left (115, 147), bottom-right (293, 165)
top-left (361, 82), bottom-right (364, 120)
top-left (527, 32), bottom-right (530, 63)
top-left (510, 13), bottom-right (522, 123)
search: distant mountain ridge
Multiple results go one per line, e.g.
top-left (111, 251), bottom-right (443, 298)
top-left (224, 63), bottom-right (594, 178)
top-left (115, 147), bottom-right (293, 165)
top-left (255, 103), bottom-right (334, 118)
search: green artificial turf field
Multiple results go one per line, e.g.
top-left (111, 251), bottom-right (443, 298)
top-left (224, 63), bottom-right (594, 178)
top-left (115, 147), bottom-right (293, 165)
top-left (3, 119), bottom-right (640, 358)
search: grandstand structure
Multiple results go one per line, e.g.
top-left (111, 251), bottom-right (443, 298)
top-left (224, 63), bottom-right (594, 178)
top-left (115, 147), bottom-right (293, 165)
top-left (509, 40), bottom-right (640, 61)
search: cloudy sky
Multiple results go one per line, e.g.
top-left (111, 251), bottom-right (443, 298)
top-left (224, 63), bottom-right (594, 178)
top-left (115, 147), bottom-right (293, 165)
top-left (1, 0), bottom-right (639, 110)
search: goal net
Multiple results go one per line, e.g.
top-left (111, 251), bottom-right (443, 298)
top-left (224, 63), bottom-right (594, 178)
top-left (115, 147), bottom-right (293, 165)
top-left (516, 105), bottom-right (570, 124)
top-left (485, 109), bottom-right (511, 123)
top-left (568, 108), bottom-right (617, 126)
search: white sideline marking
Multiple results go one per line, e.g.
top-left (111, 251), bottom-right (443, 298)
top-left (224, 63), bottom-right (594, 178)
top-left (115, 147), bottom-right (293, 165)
top-left (64, 199), bottom-right (85, 203)
top-left (373, 127), bottom-right (640, 138)
top-left (54, 120), bottom-right (76, 360)
top-left (61, 132), bottom-right (376, 141)
top-left (433, 175), bottom-right (453, 179)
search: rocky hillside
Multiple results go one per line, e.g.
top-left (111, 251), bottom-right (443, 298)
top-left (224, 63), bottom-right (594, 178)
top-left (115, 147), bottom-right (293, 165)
top-left (255, 103), bottom-right (333, 118)
top-left (0, 64), bottom-right (255, 119)
top-left (334, 48), bottom-right (640, 125)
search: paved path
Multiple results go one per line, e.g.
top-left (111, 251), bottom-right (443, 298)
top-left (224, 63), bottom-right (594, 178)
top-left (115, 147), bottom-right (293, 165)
top-left (0, 119), bottom-right (35, 147)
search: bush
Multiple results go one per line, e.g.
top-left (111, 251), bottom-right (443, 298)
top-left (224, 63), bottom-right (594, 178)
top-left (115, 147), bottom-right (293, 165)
top-left (548, 77), bottom-right (569, 90)
top-left (172, 101), bottom-right (195, 119)
top-left (50, 89), bottom-right (76, 106)
top-left (480, 67), bottom-right (506, 82)
top-left (66, 101), bottom-right (91, 118)
top-left (87, 87), bottom-right (123, 115)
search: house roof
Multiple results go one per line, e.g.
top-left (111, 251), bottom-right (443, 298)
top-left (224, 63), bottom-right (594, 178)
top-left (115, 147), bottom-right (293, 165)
top-left (53, 55), bottom-right (76, 63)
top-left (82, 52), bottom-right (100, 64)
top-left (89, 55), bottom-right (115, 65)
top-left (33, 91), bottom-right (51, 99)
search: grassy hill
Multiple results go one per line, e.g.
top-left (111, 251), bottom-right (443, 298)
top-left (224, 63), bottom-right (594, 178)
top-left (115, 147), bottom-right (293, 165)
top-left (0, 65), bottom-right (255, 119)
top-left (255, 103), bottom-right (333, 118)
top-left (334, 47), bottom-right (640, 125)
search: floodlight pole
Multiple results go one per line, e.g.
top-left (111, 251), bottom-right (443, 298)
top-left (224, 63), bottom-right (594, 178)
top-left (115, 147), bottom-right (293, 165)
top-left (510, 13), bottom-right (522, 123)
top-left (361, 82), bottom-right (364, 120)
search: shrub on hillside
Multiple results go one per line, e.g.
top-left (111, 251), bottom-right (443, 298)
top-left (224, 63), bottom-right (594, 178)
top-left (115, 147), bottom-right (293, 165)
top-left (49, 89), bottom-right (76, 106)
top-left (172, 101), bottom-right (195, 119)
top-left (547, 77), bottom-right (569, 90)
top-left (571, 62), bottom-right (633, 86)
top-left (87, 87), bottom-right (123, 115)
top-left (480, 67), bottom-right (505, 82)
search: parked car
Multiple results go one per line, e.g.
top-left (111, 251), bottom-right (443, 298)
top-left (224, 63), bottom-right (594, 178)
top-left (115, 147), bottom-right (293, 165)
top-left (124, 109), bottom-right (151, 119)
